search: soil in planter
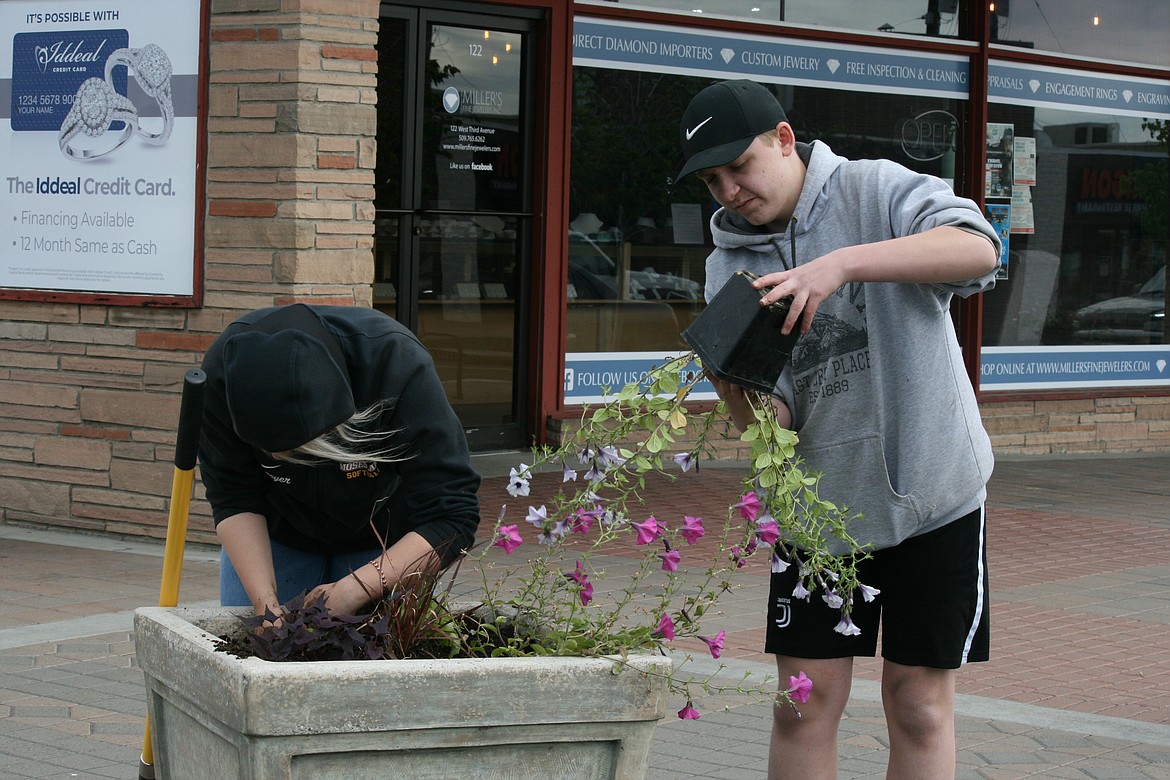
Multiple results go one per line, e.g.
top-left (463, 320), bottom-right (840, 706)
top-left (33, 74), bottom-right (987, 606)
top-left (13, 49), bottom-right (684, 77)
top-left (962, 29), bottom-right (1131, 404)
top-left (212, 596), bottom-right (542, 663)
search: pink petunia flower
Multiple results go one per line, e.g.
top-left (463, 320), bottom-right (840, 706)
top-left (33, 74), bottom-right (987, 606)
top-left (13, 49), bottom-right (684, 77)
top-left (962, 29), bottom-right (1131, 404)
top-left (735, 492), bottom-right (761, 522)
top-left (699, 630), bottom-right (725, 659)
top-left (730, 538), bottom-right (757, 568)
top-left (658, 547), bottom-right (681, 572)
top-left (631, 516), bottom-right (662, 545)
top-left (755, 519), bottom-right (781, 547)
top-left (787, 671), bottom-right (813, 704)
top-left (565, 561), bottom-right (594, 606)
top-left (571, 506), bottom-right (602, 534)
top-left (654, 613), bottom-right (676, 640)
top-left (578, 580), bottom-right (594, 605)
top-left (679, 515), bottom-right (705, 545)
top-left (493, 525), bottom-right (522, 554)
top-left (678, 701), bottom-right (700, 720)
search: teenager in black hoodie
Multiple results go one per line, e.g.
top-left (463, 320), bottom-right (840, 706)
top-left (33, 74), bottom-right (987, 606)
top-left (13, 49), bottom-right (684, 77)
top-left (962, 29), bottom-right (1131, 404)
top-left (199, 304), bottom-right (481, 618)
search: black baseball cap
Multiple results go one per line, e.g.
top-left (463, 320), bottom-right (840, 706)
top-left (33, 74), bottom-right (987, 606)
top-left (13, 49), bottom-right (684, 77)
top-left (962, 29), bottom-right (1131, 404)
top-left (676, 80), bottom-right (788, 182)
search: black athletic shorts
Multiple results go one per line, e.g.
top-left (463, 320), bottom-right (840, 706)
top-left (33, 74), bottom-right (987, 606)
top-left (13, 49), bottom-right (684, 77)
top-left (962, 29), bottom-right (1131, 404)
top-left (764, 505), bottom-right (990, 669)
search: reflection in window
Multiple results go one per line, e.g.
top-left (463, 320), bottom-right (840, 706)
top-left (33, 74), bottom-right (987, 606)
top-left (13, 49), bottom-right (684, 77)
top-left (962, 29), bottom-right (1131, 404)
top-left (373, 215), bottom-right (401, 314)
top-left (568, 67), bottom-right (970, 354)
top-left (413, 215), bottom-right (521, 406)
top-left (417, 215), bottom-right (520, 301)
top-left (578, 1), bottom-right (1170, 68)
top-left (576, 0), bottom-right (969, 39)
top-left (980, 107), bottom-right (1167, 347)
top-left (569, 69), bottom-right (713, 353)
top-left (991, 0), bottom-right (1169, 69)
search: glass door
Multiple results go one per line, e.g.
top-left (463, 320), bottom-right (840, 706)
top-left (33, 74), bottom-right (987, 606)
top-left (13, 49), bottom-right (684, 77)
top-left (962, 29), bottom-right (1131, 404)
top-left (376, 3), bottom-right (537, 450)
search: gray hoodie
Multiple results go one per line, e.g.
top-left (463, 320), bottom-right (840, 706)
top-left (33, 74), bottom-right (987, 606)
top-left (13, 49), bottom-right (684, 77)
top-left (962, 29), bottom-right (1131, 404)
top-left (706, 140), bottom-right (1001, 552)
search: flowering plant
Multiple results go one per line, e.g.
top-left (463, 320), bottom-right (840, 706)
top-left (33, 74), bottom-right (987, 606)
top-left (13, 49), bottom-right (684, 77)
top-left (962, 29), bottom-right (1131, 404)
top-left (462, 353), bottom-right (873, 718)
top-left (222, 353), bottom-right (873, 721)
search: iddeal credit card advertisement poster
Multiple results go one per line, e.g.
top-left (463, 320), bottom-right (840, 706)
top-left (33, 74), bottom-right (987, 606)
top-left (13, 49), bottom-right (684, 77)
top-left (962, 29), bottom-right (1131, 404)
top-left (1, 1), bottom-right (203, 298)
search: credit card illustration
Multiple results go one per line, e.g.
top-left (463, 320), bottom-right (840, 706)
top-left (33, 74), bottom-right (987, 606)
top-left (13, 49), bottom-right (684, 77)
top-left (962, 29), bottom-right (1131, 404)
top-left (11, 29), bottom-right (130, 131)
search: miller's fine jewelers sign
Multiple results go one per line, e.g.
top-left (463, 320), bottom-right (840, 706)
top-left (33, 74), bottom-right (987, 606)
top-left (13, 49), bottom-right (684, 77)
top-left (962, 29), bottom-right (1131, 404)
top-left (0, 0), bottom-right (205, 302)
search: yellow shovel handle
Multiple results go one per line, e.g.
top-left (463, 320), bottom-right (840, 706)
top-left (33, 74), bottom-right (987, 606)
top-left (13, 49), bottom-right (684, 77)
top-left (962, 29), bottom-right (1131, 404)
top-left (140, 368), bottom-right (206, 779)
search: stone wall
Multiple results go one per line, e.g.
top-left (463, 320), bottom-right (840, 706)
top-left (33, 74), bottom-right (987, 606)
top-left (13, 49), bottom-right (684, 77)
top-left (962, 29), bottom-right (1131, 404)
top-left (980, 395), bottom-right (1170, 454)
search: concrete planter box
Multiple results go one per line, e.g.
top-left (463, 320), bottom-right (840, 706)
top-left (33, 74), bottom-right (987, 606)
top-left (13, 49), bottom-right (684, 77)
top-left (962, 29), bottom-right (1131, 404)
top-left (134, 606), bottom-right (670, 780)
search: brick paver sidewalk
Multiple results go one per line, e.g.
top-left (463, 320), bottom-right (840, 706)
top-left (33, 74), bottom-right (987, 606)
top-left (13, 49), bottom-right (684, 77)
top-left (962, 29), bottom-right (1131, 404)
top-left (2, 453), bottom-right (1169, 778)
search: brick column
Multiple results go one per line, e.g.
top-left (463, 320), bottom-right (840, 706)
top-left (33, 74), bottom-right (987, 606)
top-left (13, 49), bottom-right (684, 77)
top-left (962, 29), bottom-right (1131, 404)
top-left (205, 0), bottom-right (380, 314)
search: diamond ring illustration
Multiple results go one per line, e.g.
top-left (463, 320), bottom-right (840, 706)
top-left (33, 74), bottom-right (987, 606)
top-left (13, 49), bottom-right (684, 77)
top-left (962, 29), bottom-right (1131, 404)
top-left (58, 77), bottom-right (139, 161)
top-left (104, 43), bottom-right (173, 145)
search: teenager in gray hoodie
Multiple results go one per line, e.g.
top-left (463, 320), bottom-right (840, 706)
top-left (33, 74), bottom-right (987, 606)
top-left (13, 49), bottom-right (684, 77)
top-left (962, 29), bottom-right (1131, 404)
top-left (676, 80), bottom-right (1001, 779)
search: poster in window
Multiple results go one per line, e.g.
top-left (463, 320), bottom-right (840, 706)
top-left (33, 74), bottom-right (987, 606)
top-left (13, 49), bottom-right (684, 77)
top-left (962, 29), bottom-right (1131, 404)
top-left (1010, 186), bottom-right (1034, 235)
top-left (985, 203), bottom-right (1010, 280)
top-left (985, 123), bottom-right (1014, 199)
top-left (1013, 136), bottom-right (1036, 186)
top-left (427, 26), bottom-right (523, 215)
top-left (0, 0), bottom-right (205, 302)
top-left (670, 203), bottom-right (705, 245)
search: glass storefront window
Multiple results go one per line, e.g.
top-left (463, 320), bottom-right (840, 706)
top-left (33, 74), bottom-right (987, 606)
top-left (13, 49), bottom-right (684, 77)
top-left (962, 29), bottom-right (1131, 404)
top-left (991, 0), bottom-right (1169, 70)
top-left (423, 25), bottom-right (526, 213)
top-left (566, 17), bottom-right (978, 401)
top-left (576, 0), bottom-right (969, 39)
top-left (569, 68), bottom-right (710, 354)
top-left (980, 105), bottom-right (1167, 349)
top-left (578, 0), bottom-right (1170, 66)
top-left (415, 214), bottom-right (521, 405)
top-left (374, 12), bottom-right (533, 438)
top-left (569, 16), bottom-right (1169, 397)
top-left (374, 16), bottom-right (407, 212)
top-left (569, 66), bottom-right (969, 356)
top-left (979, 59), bottom-right (1169, 391)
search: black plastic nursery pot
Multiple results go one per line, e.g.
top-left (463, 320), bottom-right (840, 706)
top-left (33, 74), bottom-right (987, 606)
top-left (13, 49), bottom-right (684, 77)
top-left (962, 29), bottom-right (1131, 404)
top-left (682, 271), bottom-right (801, 394)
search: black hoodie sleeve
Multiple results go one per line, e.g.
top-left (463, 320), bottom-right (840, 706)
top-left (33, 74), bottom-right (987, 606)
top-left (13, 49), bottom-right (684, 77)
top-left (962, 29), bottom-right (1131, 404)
top-left (198, 322), bottom-right (275, 525)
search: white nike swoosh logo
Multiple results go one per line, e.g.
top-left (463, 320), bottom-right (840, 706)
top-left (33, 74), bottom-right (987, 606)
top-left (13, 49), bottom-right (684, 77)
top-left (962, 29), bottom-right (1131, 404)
top-left (686, 116), bottom-right (713, 141)
top-left (261, 463), bottom-right (281, 469)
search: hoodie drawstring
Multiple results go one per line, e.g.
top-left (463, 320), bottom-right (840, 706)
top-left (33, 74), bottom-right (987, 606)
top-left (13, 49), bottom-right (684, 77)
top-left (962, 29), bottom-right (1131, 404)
top-left (779, 216), bottom-right (798, 271)
top-left (790, 217), bottom-right (798, 270)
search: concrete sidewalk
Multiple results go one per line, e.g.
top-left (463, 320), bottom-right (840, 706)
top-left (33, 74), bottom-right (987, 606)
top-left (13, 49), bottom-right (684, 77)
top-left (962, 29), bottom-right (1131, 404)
top-left (2, 453), bottom-right (1170, 779)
